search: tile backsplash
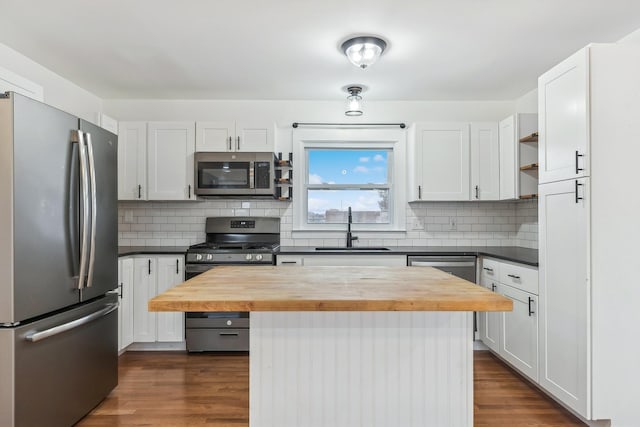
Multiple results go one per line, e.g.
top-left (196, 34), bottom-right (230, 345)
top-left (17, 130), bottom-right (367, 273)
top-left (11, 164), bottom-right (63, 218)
top-left (118, 199), bottom-right (538, 249)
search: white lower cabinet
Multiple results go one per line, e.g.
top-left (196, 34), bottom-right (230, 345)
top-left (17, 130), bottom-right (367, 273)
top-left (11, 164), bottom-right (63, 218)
top-left (132, 255), bottom-right (185, 344)
top-left (478, 274), bottom-right (500, 353)
top-left (479, 258), bottom-right (538, 382)
top-left (118, 257), bottom-right (134, 352)
top-left (498, 284), bottom-right (538, 382)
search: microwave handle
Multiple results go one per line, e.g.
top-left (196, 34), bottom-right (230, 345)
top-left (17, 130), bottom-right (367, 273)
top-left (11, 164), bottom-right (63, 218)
top-left (249, 161), bottom-right (255, 189)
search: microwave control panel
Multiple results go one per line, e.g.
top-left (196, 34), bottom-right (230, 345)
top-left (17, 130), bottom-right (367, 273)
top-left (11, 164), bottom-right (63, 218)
top-left (255, 161), bottom-right (271, 189)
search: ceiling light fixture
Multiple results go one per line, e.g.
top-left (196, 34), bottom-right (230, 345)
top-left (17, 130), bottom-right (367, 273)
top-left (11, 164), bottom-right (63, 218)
top-left (341, 36), bottom-right (387, 69)
top-left (345, 86), bottom-right (363, 116)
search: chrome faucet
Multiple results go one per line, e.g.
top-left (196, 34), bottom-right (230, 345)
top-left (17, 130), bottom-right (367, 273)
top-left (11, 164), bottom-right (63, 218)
top-left (346, 206), bottom-right (358, 248)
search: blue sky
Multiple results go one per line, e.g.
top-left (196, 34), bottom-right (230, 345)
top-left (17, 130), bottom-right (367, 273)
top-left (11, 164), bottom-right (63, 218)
top-left (308, 149), bottom-right (388, 185)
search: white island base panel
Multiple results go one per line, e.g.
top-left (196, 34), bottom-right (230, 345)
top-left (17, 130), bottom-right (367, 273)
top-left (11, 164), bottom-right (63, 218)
top-left (250, 311), bottom-right (473, 427)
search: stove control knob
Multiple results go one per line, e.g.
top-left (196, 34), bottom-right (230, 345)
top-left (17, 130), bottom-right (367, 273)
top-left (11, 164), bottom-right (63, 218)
top-left (255, 254), bottom-right (263, 261)
top-left (206, 254), bottom-right (213, 261)
top-left (195, 254), bottom-right (203, 261)
top-left (245, 254), bottom-right (253, 261)
top-left (226, 320), bottom-right (232, 326)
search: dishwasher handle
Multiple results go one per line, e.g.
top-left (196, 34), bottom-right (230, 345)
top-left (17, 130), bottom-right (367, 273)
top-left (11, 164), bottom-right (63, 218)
top-left (409, 260), bottom-right (476, 267)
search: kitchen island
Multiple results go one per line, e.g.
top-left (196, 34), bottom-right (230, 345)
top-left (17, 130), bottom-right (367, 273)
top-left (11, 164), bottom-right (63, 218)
top-left (149, 265), bottom-right (511, 427)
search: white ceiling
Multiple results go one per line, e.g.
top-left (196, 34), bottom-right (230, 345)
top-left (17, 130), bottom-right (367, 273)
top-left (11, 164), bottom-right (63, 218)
top-left (1, 0), bottom-right (639, 101)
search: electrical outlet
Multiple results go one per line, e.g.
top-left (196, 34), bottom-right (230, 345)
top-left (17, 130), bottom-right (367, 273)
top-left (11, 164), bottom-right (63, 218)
top-left (411, 218), bottom-right (424, 230)
top-left (448, 216), bottom-right (457, 231)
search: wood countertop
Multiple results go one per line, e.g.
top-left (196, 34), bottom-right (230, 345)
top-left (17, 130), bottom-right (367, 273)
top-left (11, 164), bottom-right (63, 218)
top-left (148, 266), bottom-right (512, 312)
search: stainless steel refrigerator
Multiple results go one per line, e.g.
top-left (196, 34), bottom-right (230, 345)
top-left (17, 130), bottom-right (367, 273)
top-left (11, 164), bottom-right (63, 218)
top-left (0, 92), bottom-right (118, 427)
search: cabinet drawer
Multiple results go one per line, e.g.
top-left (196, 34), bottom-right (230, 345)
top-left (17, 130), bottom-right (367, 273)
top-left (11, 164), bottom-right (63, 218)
top-left (480, 258), bottom-right (500, 280)
top-left (499, 262), bottom-right (538, 295)
top-left (276, 255), bottom-right (303, 266)
top-left (185, 328), bottom-right (249, 352)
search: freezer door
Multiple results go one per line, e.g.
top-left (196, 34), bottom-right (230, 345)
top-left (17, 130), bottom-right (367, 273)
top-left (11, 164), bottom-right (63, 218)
top-left (10, 94), bottom-right (82, 323)
top-left (15, 295), bottom-right (117, 427)
top-left (79, 120), bottom-right (118, 301)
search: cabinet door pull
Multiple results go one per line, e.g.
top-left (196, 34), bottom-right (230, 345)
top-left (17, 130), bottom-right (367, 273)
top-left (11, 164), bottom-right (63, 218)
top-left (237, 136), bottom-right (240, 150)
top-left (176, 259), bottom-right (179, 274)
top-left (491, 283), bottom-right (496, 292)
top-left (575, 180), bottom-right (584, 203)
top-left (575, 150), bottom-right (584, 174)
top-left (188, 184), bottom-right (192, 199)
top-left (148, 259), bottom-right (151, 275)
top-left (475, 185), bottom-right (479, 199)
top-left (138, 184), bottom-right (142, 199)
top-left (507, 274), bottom-right (521, 279)
top-left (418, 185), bottom-right (422, 200)
top-left (119, 282), bottom-right (123, 299)
top-left (483, 267), bottom-right (493, 272)
top-left (228, 136), bottom-right (232, 151)
top-left (528, 297), bottom-right (535, 316)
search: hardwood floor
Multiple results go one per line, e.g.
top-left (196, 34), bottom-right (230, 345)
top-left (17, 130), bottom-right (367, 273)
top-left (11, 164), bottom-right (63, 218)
top-left (77, 350), bottom-right (585, 426)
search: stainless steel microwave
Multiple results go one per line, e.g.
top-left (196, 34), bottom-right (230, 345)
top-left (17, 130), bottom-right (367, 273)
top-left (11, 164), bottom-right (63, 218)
top-left (194, 152), bottom-right (275, 197)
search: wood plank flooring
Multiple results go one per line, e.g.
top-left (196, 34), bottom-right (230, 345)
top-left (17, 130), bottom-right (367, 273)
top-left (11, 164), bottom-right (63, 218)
top-left (77, 350), bottom-right (585, 426)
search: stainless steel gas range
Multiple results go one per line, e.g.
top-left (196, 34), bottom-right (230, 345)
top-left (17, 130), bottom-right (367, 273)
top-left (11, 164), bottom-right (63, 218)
top-left (184, 216), bottom-right (280, 352)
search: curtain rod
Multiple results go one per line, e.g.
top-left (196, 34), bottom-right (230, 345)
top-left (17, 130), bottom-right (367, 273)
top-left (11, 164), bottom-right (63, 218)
top-left (292, 122), bottom-right (406, 129)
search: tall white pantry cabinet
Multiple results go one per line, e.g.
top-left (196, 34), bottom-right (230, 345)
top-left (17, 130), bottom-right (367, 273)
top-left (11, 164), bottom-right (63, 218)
top-left (538, 43), bottom-right (640, 425)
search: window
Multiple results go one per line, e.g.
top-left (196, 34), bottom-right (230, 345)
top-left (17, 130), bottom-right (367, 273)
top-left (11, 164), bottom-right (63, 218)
top-left (307, 149), bottom-right (391, 224)
top-left (293, 128), bottom-right (406, 231)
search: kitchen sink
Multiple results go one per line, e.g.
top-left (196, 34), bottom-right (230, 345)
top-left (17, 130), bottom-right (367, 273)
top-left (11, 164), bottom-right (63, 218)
top-left (314, 247), bottom-right (391, 251)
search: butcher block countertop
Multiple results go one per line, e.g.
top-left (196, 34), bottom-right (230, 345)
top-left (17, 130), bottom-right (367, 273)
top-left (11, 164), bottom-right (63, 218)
top-left (148, 265), bottom-right (512, 312)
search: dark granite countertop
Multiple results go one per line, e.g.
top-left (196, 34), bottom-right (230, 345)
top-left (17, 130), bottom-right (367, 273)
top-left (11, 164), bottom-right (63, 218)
top-left (277, 246), bottom-right (538, 267)
top-left (118, 246), bottom-right (189, 257)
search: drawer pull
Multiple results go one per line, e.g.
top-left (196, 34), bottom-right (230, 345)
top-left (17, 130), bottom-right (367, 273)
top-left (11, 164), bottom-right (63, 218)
top-left (281, 261), bottom-right (298, 264)
top-left (219, 332), bottom-right (240, 337)
top-left (483, 267), bottom-right (494, 272)
top-left (507, 274), bottom-right (521, 279)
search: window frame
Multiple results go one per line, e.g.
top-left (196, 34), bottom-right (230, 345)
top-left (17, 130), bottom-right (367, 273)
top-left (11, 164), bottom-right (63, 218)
top-left (293, 128), bottom-right (407, 232)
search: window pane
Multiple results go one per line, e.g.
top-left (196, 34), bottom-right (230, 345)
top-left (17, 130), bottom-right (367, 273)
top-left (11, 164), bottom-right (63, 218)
top-left (308, 149), bottom-right (388, 185)
top-left (307, 189), bottom-right (390, 224)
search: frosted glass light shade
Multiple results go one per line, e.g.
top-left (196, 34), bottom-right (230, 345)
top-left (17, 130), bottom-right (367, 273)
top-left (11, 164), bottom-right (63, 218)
top-left (341, 36), bottom-right (387, 69)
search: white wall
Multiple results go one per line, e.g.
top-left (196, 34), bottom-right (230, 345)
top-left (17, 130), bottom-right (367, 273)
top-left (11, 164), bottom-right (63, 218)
top-left (0, 42), bottom-right (102, 121)
top-left (515, 89), bottom-right (537, 114)
top-left (617, 27), bottom-right (640, 44)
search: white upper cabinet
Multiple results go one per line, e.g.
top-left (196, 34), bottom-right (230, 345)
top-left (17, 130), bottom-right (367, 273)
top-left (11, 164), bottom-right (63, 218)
top-left (118, 122), bottom-right (147, 200)
top-left (196, 121), bottom-right (274, 152)
top-left (147, 122), bottom-right (196, 200)
top-left (195, 121), bottom-right (235, 151)
top-left (470, 122), bottom-right (499, 200)
top-left (499, 116), bottom-right (517, 200)
top-left (413, 122), bottom-right (470, 201)
top-left (538, 48), bottom-right (589, 184)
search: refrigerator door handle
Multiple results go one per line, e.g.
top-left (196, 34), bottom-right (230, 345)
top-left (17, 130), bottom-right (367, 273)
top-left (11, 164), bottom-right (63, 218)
top-left (24, 303), bottom-right (119, 343)
top-left (85, 132), bottom-right (97, 288)
top-left (72, 130), bottom-right (90, 290)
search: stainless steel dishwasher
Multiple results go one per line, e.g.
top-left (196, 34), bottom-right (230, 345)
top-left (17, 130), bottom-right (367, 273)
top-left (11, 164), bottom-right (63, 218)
top-left (407, 255), bottom-right (477, 283)
top-left (408, 255), bottom-right (478, 334)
